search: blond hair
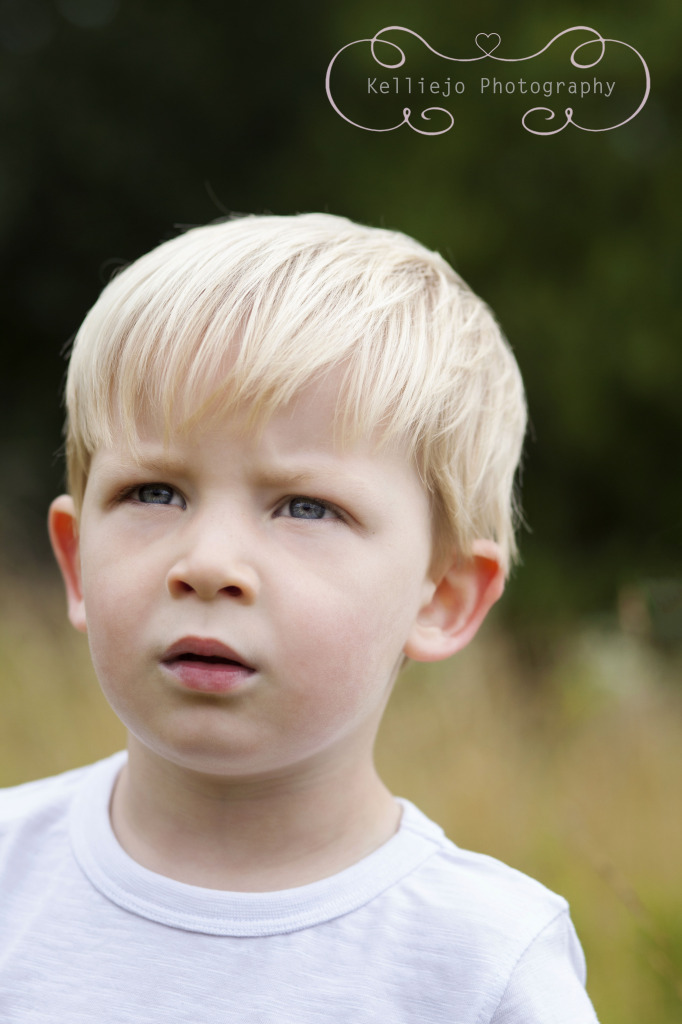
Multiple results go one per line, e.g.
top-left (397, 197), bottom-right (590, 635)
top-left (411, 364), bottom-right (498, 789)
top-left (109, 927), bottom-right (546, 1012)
top-left (64, 213), bottom-right (527, 570)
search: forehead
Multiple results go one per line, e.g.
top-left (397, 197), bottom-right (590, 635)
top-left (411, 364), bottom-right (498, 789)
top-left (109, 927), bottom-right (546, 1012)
top-left (117, 363), bottom-right (406, 461)
top-left (212, 388), bottom-right (402, 465)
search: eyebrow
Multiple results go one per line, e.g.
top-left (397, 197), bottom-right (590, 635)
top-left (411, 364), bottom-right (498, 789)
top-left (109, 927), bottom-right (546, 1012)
top-left (121, 450), bottom-right (369, 491)
top-left (250, 464), bottom-right (343, 488)
top-left (123, 453), bottom-right (192, 478)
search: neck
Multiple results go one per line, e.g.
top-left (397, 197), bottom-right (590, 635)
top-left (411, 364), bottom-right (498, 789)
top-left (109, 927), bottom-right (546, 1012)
top-left (110, 736), bottom-right (400, 891)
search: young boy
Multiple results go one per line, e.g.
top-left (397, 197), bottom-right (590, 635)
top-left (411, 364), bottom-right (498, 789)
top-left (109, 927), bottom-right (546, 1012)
top-left (0, 213), bottom-right (598, 1021)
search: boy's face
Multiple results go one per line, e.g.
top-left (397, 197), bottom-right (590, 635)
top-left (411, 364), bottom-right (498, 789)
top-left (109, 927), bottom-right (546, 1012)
top-left (50, 374), bottom-right (448, 781)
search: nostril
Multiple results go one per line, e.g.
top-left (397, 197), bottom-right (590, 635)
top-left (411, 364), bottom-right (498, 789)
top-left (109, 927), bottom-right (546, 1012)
top-left (166, 558), bottom-right (259, 601)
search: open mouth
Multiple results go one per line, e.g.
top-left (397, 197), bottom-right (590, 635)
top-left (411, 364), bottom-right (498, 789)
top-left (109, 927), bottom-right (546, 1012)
top-left (161, 638), bottom-right (255, 692)
top-left (176, 653), bottom-right (245, 667)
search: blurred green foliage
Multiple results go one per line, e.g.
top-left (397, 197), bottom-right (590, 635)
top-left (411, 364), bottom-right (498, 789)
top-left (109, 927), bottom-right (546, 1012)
top-left (0, 0), bottom-right (679, 623)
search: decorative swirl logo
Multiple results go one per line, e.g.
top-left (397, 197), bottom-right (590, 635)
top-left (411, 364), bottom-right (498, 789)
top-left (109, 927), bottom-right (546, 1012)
top-left (325, 25), bottom-right (650, 136)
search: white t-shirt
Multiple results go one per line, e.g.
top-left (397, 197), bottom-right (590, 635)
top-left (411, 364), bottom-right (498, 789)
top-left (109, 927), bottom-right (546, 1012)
top-left (0, 752), bottom-right (599, 1023)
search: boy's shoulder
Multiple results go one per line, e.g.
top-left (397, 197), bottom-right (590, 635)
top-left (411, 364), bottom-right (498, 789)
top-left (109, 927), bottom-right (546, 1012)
top-left (397, 798), bottom-right (570, 941)
top-left (385, 802), bottom-right (594, 1019)
top-left (0, 752), bottom-right (124, 839)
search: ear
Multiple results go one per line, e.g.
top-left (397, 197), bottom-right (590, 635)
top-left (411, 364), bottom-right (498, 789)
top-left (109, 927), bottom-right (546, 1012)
top-left (48, 495), bottom-right (87, 634)
top-left (403, 540), bottom-right (505, 662)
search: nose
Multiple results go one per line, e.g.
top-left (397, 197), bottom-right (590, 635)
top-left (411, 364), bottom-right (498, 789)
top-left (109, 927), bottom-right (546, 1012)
top-left (165, 515), bottom-right (260, 603)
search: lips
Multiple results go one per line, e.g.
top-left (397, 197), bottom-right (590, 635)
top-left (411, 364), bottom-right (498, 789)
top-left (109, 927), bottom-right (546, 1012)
top-left (160, 636), bottom-right (256, 693)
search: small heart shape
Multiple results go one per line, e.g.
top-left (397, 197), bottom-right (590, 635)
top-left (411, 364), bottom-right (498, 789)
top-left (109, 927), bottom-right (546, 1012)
top-left (475, 32), bottom-right (501, 55)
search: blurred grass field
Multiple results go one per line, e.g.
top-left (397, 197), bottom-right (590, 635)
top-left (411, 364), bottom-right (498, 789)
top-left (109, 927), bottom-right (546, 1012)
top-left (1, 575), bottom-right (681, 1023)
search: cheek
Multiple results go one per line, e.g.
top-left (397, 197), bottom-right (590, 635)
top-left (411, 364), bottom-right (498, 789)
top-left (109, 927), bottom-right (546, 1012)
top-left (79, 546), bottom-right (149, 679)
top-left (82, 596), bottom-right (134, 695)
top-left (275, 558), bottom-right (424, 689)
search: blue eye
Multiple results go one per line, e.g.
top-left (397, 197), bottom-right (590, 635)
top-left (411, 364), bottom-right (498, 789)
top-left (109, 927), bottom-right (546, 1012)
top-left (136, 484), bottom-right (181, 506)
top-left (287, 497), bottom-right (329, 519)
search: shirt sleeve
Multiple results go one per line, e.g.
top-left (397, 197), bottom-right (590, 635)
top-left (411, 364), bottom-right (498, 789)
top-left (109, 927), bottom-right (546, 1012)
top-left (487, 910), bottom-right (600, 1024)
